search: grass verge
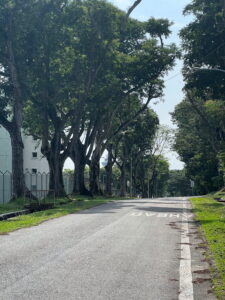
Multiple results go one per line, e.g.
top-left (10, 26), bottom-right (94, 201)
top-left (0, 197), bottom-right (26, 214)
top-left (0, 196), bottom-right (122, 234)
top-left (190, 196), bottom-right (225, 299)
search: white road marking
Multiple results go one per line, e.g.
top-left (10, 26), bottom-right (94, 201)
top-left (182, 213), bottom-right (193, 220)
top-left (129, 211), bottom-right (193, 219)
top-left (130, 212), bottom-right (143, 216)
top-left (169, 213), bottom-right (180, 218)
top-left (179, 201), bottom-right (194, 300)
top-left (145, 212), bottom-right (156, 217)
top-left (157, 213), bottom-right (168, 218)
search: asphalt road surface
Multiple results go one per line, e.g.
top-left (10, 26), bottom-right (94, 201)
top-left (0, 198), bottom-right (215, 300)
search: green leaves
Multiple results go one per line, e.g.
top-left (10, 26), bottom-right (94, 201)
top-left (181, 0), bottom-right (225, 98)
top-left (146, 18), bottom-right (173, 40)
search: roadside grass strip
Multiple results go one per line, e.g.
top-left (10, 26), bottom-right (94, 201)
top-left (0, 197), bottom-right (114, 234)
top-left (190, 197), bottom-right (225, 299)
top-left (0, 198), bottom-right (25, 215)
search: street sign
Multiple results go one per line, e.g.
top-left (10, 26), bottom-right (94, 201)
top-left (190, 180), bottom-right (195, 188)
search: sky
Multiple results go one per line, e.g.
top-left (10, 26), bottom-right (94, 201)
top-left (64, 0), bottom-right (193, 170)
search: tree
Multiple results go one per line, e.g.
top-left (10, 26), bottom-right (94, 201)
top-left (111, 106), bottom-right (159, 197)
top-left (172, 98), bottom-right (223, 194)
top-left (143, 125), bottom-right (173, 197)
top-left (85, 14), bottom-right (178, 195)
top-left (166, 169), bottom-right (192, 197)
top-left (135, 155), bottom-right (169, 198)
top-left (0, 0), bottom-right (37, 198)
top-left (23, 0), bottom-right (178, 197)
top-left (180, 0), bottom-right (225, 100)
top-left (176, 0), bottom-right (225, 193)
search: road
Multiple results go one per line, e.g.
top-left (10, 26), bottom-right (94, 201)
top-left (0, 198), bottom-right (215, 300)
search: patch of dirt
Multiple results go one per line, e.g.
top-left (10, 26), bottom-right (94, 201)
top-left (195, 246), bottom-right (207, 250)
top-left (193, 278), bottom-right (211, 284)
top-left (193, 269), bottom-right (210, 274)
top-left (186, 233), bottom-right (193, 237)
top-left (167, 222), bottom-right (180, 230)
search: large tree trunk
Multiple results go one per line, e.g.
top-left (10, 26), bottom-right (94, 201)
top-left (2, 22), bottom-right (28, 199)
top-left (105, 144), bottom-right (113, 196)
top-left (89, 151), bottom-right (102, 195)
top-left (47, 154), bottom-right (65, 197)
top-left (44, 132), bottom-right (66, 197)
top-left (75, 160), bottom-right (89, 195)
top-left (71, 142), bottom-right (90, 195)
top-left (48, 159), bottom-right (65, 197)
top-left (10, 128), bottom-right (26, 198)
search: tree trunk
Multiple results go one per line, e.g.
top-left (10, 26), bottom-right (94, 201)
top-left (71, 141), bottom-right (90, 195)
top-left (89, 151), bottom-right (102, 195)
top-left (3, 22), bottom-right (29, 199)
top-left (76, 160), bottom-right (90, 195)
top-left (119, 163), bottom-right (126, 197)
top-left (105, 144), bottom-right (113, 196)
top-left (47, 154), bottom-right (65, 197)
top-left (10, 129), bottom-right (26, 198)
top-left (44, 132), bottom-right (66, 197)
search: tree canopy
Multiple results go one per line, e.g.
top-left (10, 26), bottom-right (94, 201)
top-left (0, 0), bottom-right (178, 198)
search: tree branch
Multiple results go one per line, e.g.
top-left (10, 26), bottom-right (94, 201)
top-left (126, 0), bottom-right (142, 18)
top-left (0, 115), bottom-right (12, 132)
top-left (186, 91), bottom-right (218, 151)
top-left (109, 89), bottom-right (159, 140)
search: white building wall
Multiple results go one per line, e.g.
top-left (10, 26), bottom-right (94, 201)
top-left (0, 127), bottom-right (12, 173)
top-left (22, 135), bottom-right (49, 174)
top-left (0, 128), bottom-right (73, 202)
top-left (0, 127), bottom-right (49, 174)
top-left (0, 128), bottom-right (49, 203)
top-left (0, 127), bottom-right (12, 203)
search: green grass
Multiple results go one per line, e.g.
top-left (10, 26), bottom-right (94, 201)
top-left (0, 195), bottom-right (123, 234)
top-left (213, 190), bottom-right (225, 201)
top-left (0, 197), bottom-right (25, 214)
top-left (190, 197), bottom-right (225, 299)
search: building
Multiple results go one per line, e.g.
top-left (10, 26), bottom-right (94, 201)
top-left (0, 127), bottom-right (49, 203)
top-left (0, 127), bottom-right (49, 174)
top-left (23, 135), bottom-right (49, 174)
top-left (0, 127), bottom-right (12, 173)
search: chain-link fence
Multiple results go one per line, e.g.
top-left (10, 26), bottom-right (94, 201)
top-left (0, 170), bottom-right (133, 204)
top-left (0, 171), bottom-right (74, 204)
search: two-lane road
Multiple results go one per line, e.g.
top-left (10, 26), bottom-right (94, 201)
top-left (0, 198), bottom-right (215, 299)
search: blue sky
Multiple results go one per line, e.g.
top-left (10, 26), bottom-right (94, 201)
top-left (110, 0), bottom-right (193, 169)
